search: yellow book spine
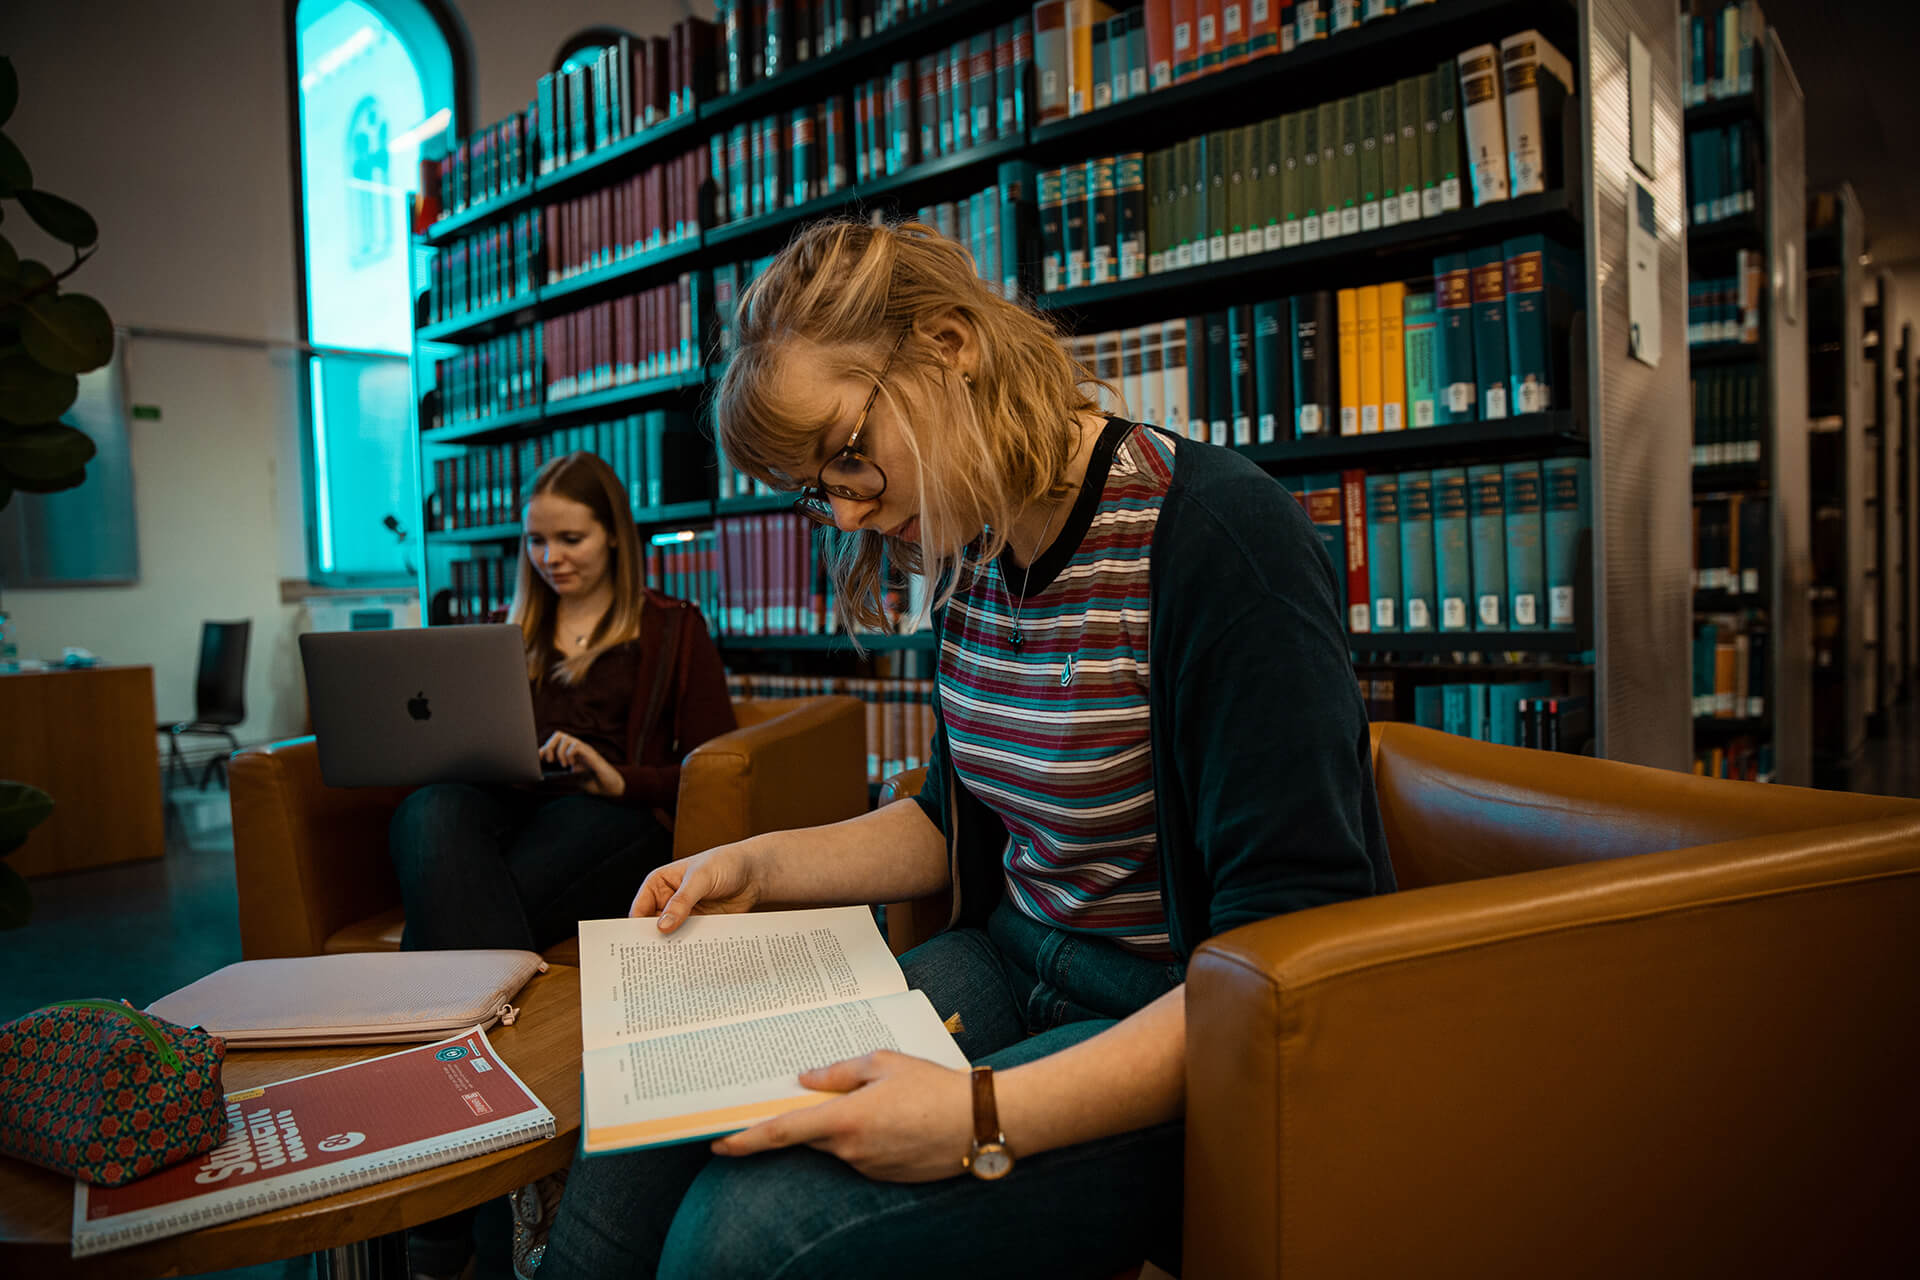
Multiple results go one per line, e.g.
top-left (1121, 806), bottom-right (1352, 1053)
top-left (1065, 1), bottom-right (1117, 118)
top-left (1337, 287), bottom-right (1361, 435)
top-left (1357, 285), bottom-right (1383, 434)
top-left (1378, 280), bottom-right (1407, 431)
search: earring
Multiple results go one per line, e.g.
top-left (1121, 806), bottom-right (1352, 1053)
top-left (961, 371), bottom-right (975, 387)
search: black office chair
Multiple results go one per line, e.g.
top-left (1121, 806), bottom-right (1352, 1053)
top-left (161, 620), bottom-right (251, 791)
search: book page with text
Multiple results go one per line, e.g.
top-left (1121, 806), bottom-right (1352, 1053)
top-left (581, 989), bottom-right (969, 1153)
top-left (577, 906), bottom-right (909, 1052)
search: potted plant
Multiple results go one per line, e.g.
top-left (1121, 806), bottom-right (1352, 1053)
top-left (0, 53), bottom-right (115, 926)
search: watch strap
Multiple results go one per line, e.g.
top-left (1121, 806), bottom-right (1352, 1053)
top-left (969, 1064), bottom-right (1000, 1145)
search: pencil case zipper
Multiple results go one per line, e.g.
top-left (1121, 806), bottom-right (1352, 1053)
top-left (40, 998), bottom-right (185, 1070)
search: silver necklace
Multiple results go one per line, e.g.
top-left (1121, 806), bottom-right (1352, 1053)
top-left (998, 497), bottom-right (1066, 653)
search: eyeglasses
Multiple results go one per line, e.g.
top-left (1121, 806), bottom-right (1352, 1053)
top-left (794, 330), bottom-right (908, 526)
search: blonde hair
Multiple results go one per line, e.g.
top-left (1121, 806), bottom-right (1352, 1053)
top-left (714, 217), bottom-right (1106, 633)
top-left (508, 451), bottom-right (649, 685)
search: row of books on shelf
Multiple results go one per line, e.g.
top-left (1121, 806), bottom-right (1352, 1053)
top-left (1693, 614), bottom-right (1767, 719)
top-left (1685, 122), bottom-right (1758, 228)
top-left (729, 672), bottom-right (939, 786)
top-left (428, 411), bottom-right (704, 532)
top-left (1681, 1), bottom-right (1765, 109)
top-left (1691, 364), bottom-right (1764, 467)
top-left (1384, 678), bottom-right (1590, 752)
top-left (1285, 461), bottom-right (1589, 637)
top-left (1687, 251), bottom-right (1762, 347)
top-left (1693, 493), bottom-right (1767, 596)
top-left (1693, 737), bottom-right (1771, 783)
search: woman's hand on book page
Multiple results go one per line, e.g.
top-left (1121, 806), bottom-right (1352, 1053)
top-left (629, 842), bottom-right (763, 930)
top-left (710, 1050), bottom-right (973, 1182)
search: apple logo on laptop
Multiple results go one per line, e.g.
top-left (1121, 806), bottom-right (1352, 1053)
top-left (407, 691), bottom-right (431, 721)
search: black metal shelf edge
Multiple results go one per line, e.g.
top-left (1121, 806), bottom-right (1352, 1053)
top-left (532, 112), bottom-right (707, 202)
top-left (422, 187), bottom-right (537, 245)
top-left (1686, 213), bottom-right (1762, 246)
top-left (856, 134), bottom-right (1030, 202)
top-left (426, 523), bottom-right (521, 543)
top-left (1693, 716), bottom-right (1770, 735)
top-left (1242, 412), bottom-right (1582, 468)
top-left (1036, 190), bottom-right (1578, 315)
top-left (539, 235), bottom-right (705, 307)
top-left (643, 499), bottom-right (719, 527)
top-left (1692, 464), bottom-right (1767, 494)
top-left (1029, 0), bottom-right (1574, 158)
top-left (417, 294), bottom-right (539, 345)
top-left (1689, 342), bottom-right (1764, 366)
top-left (717, 632), bottom-right (938, 652)
top-left (704, 188), bottom-right (856, 251)
top-left (716, 493), bottom-right (795, 515)
top-left (1348, 631), bottom-right (1591, 655)
top-left (1694, 590), bottom-right (1768, 612)
top-left (537, 368), bottom-right (709, 420)
top-left (424, 405), bottom-right (549, 446)
top-left (697, 0), bottom-right (1021, 136)
top-left (1683, 92), bottom-right (1760, 128)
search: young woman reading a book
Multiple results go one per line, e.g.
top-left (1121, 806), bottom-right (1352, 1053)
top-left (541, 219), bottom-right (1394, 1278)
top-left (387, 450), bottom-right (733, 1279)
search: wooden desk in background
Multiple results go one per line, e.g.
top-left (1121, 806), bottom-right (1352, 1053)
top-left (0, 664), bottom-right (165, 877)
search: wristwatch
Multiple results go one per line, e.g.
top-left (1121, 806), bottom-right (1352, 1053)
top-left (963, 1065), bottom-right (1016, 1180)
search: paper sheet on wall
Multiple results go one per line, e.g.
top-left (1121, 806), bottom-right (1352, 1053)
top-left (1628, 177), bottom-right (1662, 367)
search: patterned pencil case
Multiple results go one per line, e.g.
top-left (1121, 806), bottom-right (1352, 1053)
top-left (0, 999), bottom-right (226, 1186)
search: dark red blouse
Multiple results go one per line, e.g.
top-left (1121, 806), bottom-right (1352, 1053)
top-left (528, 590), bottom-right (736, 811)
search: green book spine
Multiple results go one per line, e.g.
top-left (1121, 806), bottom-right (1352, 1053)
top-left (1467, 462), bottom-right (1508, 630)
top-left (1146, 150), bottom-right (1165, 275)
top-left (1432, 466), bottom-right (1472, 632)
top-left (1206, 309), bottom-right (1232, 444)
top-left (1226, 126), bottom-right (1247, 258)
top-left (1186, 315), bottom-right (1210, 441)
top-left (998, 159), bottom-right (1035, 300)
top-left (1207, 130), bottom-right (1228, 262)
top-left (1436, 58), bottom-right (1463, 211)
top-left (1377, 85), bottom-right (1399, 228)
top-left (1359, 88), bottom-right (1383, 233)
top-left (1420, 70), bottom-right (1443, 217)
top-left (1337, 94), bottom-right (1361, 236)
top-left (1252, 298), bottom-right (1291, 443)
top-left (1062, 161), bottom-right (1089, 288)
top-left (1282, 110), bottom-right (1305, 247)
top-left (1432, 252), bottom-right (1477, 423)
top-left (1366, 471), bottom-right (1403, 632)
top-left (1397, 469), bottom-right (1436, 632)
top-left (1299, 107), bottom-right (1323, 244)
top-left (1396, 75), bottom-right (1423, 222)
top-left (1543, 456), bottom-right (1589, 631)
top-left (1502, 460), bottom-right (1545, 631)
top-left (1402, 290), bottom-right (1439, 428)
top-left (1088, 156), bottom-right (1118, 285)
top-left (1116, 152), bottom-right (1146, 280)
top-left (1260, 114), bottom-right (1283, 251)
top-left (1468, 244), bottom-right (1511, 419)
top-left (1228, 304), bottom-right (1256, 445)
top-left (1317, 100), bottom-right (1341, 238)
top-left (1174, 139), bottom-right (1194, 269)
top-left (1038, 167), bottom-right (1065, 293)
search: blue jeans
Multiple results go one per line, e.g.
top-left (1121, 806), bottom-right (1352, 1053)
top-left (389, 782), bottom-right (671, 954)
top-left (541, 902), bottom-right (1187, 1279)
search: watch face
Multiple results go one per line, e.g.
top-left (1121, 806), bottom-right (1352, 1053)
top-left (971, 1143), bottom-right (1014, 1180)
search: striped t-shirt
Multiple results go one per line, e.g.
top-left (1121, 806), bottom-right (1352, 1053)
top-left (938, 418), bottom-right (1176, 958)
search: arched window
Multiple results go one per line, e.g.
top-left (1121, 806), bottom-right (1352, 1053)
top-left (291, 0), bottom-right (465, 582)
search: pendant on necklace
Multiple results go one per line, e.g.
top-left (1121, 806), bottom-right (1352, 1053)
top-left (1060, 653), bottom-right (1075, 687)
top-left (1010, 629), bottom-right (1024, 651)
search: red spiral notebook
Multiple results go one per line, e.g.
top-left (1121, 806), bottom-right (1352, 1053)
top-left (71, 1027), bottom-right (555, 1257)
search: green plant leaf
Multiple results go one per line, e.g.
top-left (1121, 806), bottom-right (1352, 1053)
top-left (0, 131), bottom-right (28, 198)
top-left (16, 259), bottom-right (52, 295)
top-left (0, 862), bottom-right (31, 928)
top-left (22, 293), bottom-right (113, 374)
top-left (17, 190), bottom-right (97, 248)
top-left (0, 234), bottom-right (16, 279)
top-left (0, 780), bottom-right (54, 856)
top-left (0, 421), bottom-right (94, 479)
top-left (0, 353), bottom-right (79, 422)
top-left (0, 57), bottom-right (16, 129)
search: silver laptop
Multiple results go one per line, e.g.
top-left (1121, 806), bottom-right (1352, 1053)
top-left (299, 624), bottom-right (577, 788)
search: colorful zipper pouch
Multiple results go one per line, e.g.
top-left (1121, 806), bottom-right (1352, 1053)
top-left (0, 999), bottom-right (226, 1186)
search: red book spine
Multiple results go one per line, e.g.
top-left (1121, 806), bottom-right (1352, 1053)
top-left (1170, 0), bottom-right (1197, 83)
top-left (1341, 468), bottom-right (1371, 634)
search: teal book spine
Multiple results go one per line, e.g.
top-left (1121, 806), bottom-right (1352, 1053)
top-left (1442, 683), bottom-right (1469, 736)
top-left (1486, 684), bottom-right (1520, 746)
top-left (1432, 253), bottom-right (1476, 423)
top-left (1397, 469), bottom-right (1436, 632)
top-left (1402, 290), bottom-right (1438, 427)
top-left (1467, 462), bottom-right (1507, 630)
top-left (1466, 683), bottom-right (1490, 742)
top-left (1502, 234), bottom-right (1578, 416)
top-left (1431, 466), bottom-right (1472, 632)
top-left (1502, 460), bottom-right (1546, 630)
top-left (1543, 455), bottom-right (1590, 632)
top-left (1468, 244), bottom-right (1511, 419)
top-left (1206, 310), bottom-right (1233, 444)
top-left (1365, 472), bottom-right (1402, 632)
top-left (1414, 684), bottom-right (1445, 729)
top-left (1252, 299), bottom-right (1291, 444)
top-left (1297, 471), bottom-right (1345, 581)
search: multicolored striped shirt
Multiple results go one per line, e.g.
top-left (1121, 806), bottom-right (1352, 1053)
top-left (938, 419), bottom-right (1177, 958)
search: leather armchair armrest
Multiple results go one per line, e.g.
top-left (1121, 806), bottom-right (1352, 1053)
top-left (672, 696), bottom-right (868, 860)
top-left (1182, 814), bottom-right (1920, 1279)
top-left (229, 737), bottom-right (411, 959)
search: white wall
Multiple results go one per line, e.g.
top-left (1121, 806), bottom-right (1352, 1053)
top-left (0, 0), bottom-right (693, 747)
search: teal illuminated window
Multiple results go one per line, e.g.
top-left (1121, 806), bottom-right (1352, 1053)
top-left (293, 0), bottom-right (460, 581)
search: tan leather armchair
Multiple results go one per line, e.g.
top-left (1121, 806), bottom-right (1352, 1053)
top-left (231, 696), bottom-right (868, 967)
top-left (882, 723), bottom-right (1920, 1277)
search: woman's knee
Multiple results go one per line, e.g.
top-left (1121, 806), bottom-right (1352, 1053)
top-left (390, 784), bottom-right (491, 862)
top-left (659, 1149), bottom-right (880, 1280)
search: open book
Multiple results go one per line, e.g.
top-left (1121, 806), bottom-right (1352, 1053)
top-left (578, 906), bottom-right (969, 1155)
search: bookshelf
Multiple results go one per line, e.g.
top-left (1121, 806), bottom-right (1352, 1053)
top-left (1863, 272), bottom-right (1905, 730)
top-left (1897, 319), bottom-right (1916, 705)
top-left (1682, 16), bottom-right (1808, 784)
top-left (407, 0), bottom-right (1699, 771)
top-left (1805, 184), bottom-right (1867, 784)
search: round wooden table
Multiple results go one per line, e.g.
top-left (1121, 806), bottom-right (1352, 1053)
top-left (0, 965), bottom-right (581, 1279)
